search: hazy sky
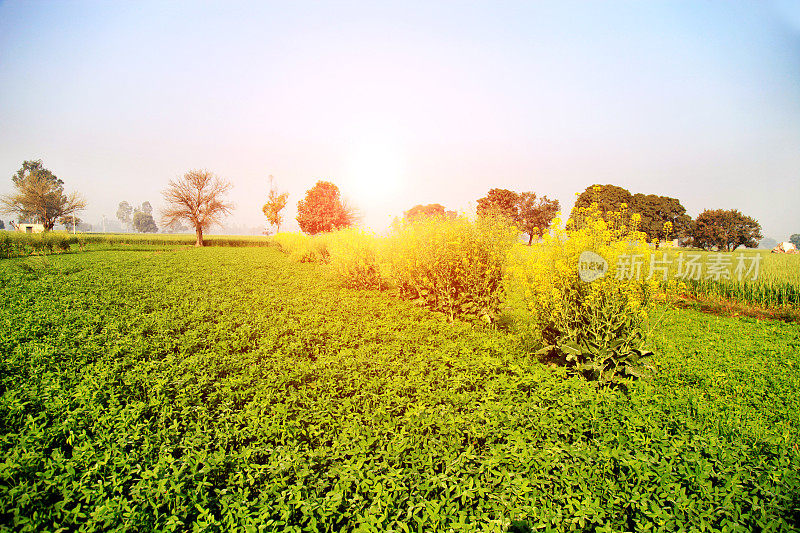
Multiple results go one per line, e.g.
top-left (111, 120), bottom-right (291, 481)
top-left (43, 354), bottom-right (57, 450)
top-left (1, 0), bottom-right (799, 239)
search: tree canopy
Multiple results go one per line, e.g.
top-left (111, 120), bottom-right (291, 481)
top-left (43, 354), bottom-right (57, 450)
top-left (630, 193), bottom-right (691, 242)
top-left (517, 192), bottom-right (560, 245)
top-left (572, 184), bottom-right (633, 217)
top-left (572, 184), bottom-right (691, 241)
top-left (476, 188), bottom-right (560, 244)
top-left (1, 160), bottom-right (86, 230)
top-left (296, 181), bottom-right (356, 235)
top-left (404, 203), bottom-right (456, 222)
top-left (133, 210), bottom-right (158, 233)
top-left (116, 201), bottom-right (133, 230)
top-left (161, 169), bottom-right (234, 246)
top-left (689, 209), bottom-right (762, 251)
top-left (262, 175), bottom-right (289, 233)
top-left (476, 188), bottom-right (520, 221)
top-left (790, 234), bottom-right (800, 248)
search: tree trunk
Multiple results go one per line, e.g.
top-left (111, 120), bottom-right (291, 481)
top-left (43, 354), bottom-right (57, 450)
top-left (527, 233), bottom-right (533, 246)
top-left (195, 226), bottom-right (204, 247)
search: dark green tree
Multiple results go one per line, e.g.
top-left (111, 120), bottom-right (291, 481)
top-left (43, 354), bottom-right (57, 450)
top-left (630, 193), bottom-right (691, 241)
top-left (571, 184), bottom-right (633, 219)
top-left (12, 160), bottom-right (63, 188)
top-left (572, 185), bottom-right (691, 242)
top-left (132, 211), bottom-right (159, 233)
top-left (690, 209), bottom-right (762, 251)
top-left (790, 234), bottom-right (800, 248)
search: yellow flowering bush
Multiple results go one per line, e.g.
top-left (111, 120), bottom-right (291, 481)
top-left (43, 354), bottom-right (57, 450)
top-left (507, 204), bottom-right (659, 383)
top-left (273, 232), bottom-right (331, 263)
top-left (327, 228), bottom-right (385, 290)
top-left (384, 214), bottom-right (519, 321)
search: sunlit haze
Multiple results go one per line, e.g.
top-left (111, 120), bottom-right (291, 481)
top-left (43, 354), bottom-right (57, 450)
top-left (1, 1), bottom-right (798, 239)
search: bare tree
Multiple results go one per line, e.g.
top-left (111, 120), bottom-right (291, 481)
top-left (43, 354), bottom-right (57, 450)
top-left (161, 169), bottom-right (234, 246)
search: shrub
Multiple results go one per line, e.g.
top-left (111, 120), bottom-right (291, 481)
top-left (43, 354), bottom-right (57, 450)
top-left (0, 233), bottom-right (13, 259)
top-left (273, 232), bottom-right (330, 263)
top-left (327, 228), bottom-right (385, 290)
top-left (384, 215), bottom-right (519, 320)
top-left (507, 204), bottom-right (660, 384)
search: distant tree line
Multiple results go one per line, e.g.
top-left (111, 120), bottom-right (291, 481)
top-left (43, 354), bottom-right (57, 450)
top-left (571, 184), bottom-right (763, 251)
top-left (116, 200), bottom-right (158, 233)
top-left (0, 159), bottom-right (776, 251)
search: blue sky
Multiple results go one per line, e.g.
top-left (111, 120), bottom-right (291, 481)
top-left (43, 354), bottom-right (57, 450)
top-left (1, 0), bottom-right (798, 239)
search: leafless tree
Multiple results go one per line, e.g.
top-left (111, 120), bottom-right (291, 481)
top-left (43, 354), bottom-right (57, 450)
top-left (161, 169), bottom-right (234, 246)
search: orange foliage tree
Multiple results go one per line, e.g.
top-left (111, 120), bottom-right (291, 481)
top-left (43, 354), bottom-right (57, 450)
top-left (296, 181), bottom-right (356, 235)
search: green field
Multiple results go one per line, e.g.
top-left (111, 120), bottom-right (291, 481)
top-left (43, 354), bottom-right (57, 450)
top-left (1, 246), bottom-right (799, 531)
top-left (0, 232), bottom-right (274, 258)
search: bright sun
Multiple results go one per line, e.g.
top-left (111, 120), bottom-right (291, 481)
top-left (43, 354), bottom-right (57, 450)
top-left (345, 140), bottom-right (404, 205)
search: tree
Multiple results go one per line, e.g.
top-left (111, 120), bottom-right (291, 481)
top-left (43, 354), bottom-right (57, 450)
top-left (296, 180), bottom-right (357, 235)
top-left (116, 201), bottom-right (133, 230)
top-left (689, 209), bottom-right (762, 251)
top-left (0, 220), bottom-right (4, 230)
top-left (13, 160), bottom-right (63, 188)
top-left (405, 203), bottom-right (446, 221)
top-left (571, 184), bottom-right (633, 219)
top-left (262, 175), bottom-right (289, 233)
top-left (161, 169), bottom-right (234, 246)
top-left (140, 201), bottom-right (153, 216)
top-left (1, 160), bottom-right (86, 230)
top-left (572, 185), bottom-right (691, 242)
top-left (517, 192), bottom-right (560, 245)
top-left (132, 211), bottom-right (158, 233)
top-left (790, 234), bottom-right (800, 248)
top-left (477, 188), bottom-right (520, 222)
top-left (630, 193), bottom-right (691, 242)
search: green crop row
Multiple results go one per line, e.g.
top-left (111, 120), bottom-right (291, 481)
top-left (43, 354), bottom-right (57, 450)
top-left (0, 231), bottom-right (87, 258)
top-left (0, 231), bottom-right (275, 258)
top-left (0, 247), bottom-right (798, 531)
top-left (678, 278), bottom-right (800, 307)
top-left (80, 233), bottom-right (275, 247)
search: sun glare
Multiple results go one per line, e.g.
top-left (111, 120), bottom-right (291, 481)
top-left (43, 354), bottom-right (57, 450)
top-left (345, 140), bottom-right (404, 206)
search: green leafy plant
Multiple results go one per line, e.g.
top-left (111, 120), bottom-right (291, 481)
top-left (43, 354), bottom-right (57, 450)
top-left (384, 214), bottom-right (519, 321)
top-left (537, 338), bottom-right (653, 387)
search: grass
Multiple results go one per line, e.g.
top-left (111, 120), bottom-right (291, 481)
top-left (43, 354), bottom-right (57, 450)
top-left (0, 247), bottom-right (798, 531)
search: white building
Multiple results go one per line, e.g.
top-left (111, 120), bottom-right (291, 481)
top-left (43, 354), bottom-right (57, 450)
top-left (15, 223), bottom-right (45, 234)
